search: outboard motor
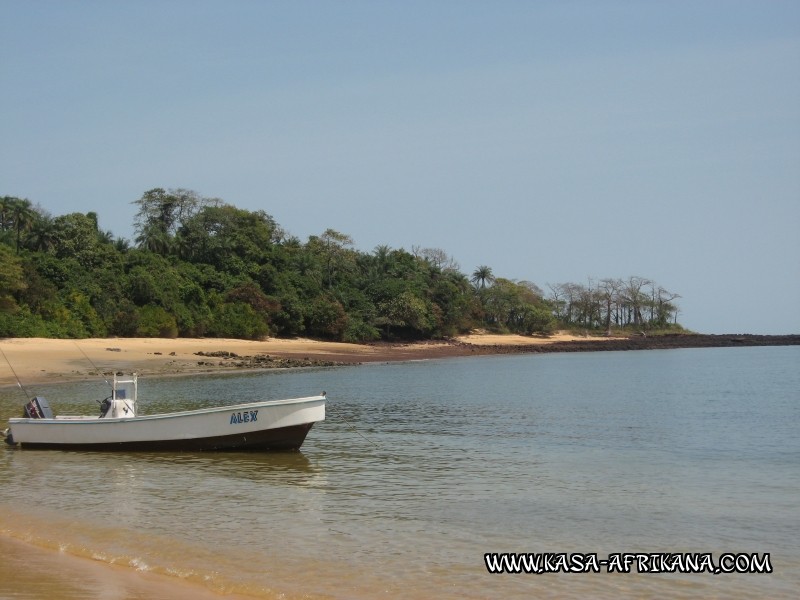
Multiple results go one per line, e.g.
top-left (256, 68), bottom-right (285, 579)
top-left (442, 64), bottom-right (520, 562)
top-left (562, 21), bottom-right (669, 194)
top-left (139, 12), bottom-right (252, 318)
top-left (24, 397), bottom-right (54, 419)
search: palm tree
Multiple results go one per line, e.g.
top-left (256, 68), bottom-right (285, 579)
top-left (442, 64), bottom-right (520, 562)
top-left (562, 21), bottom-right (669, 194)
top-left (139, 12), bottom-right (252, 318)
top-left (97, 228), bottom-right (115, 245)
top-left (26, 213), bottom-right (57, 252)
top-left (136, 223), bottom-right (173, 255)
top-left (371, 245), bottom-right (392, 276)
top-left (471, 265), bottom-right (494, 289)
top-left (113, 237), bottom-right (131, 253)
top-left (9, 198), bottom-right (36, 254)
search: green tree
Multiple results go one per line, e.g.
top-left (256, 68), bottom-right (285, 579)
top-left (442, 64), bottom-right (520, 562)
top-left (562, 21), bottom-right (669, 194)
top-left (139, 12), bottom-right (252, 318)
top-left (176, 203), bottom-right (279, 270)
top-left (226, 282), bottom-right (280, 329)
top-left (306, 295), bottom-right (348, 339)
top-left (50, 212), bottom-right (116, 268)
top-left (308, 229), bottom-right (356, 289)
top-left (65, 291), bottom-right (106, 337)
top-left (429, 270), bottom-right (475, 336)
top-left (133, 188), bottom-right (207, 254)
top-left (136, 305), bottom-right (178, 338)
top-left (208, 302), bottom-right (268, 340)
top-left (109, 299), bottom-right (140, 337)
top-left (377, 291), bottom-right (435, 339)
top-left (480, 278), bottom-right (555, 334)
top-left (0, 244), bottom-right (26, 312)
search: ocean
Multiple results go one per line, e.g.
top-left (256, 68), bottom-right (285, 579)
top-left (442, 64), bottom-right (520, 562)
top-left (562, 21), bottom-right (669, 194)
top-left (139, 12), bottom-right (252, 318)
top-left (1, 346), bottom-right (798, 599)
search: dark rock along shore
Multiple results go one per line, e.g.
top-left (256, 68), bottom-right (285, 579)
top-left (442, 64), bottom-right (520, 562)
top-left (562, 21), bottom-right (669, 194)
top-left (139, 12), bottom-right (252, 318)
top-left (470, 334), bottom-right (800, 356)
top-left (181, 334), bottom-right (799, 371)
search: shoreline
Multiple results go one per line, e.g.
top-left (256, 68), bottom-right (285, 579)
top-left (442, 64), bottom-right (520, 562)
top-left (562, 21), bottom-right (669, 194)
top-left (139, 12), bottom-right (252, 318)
top-left (0, 535), bottom-right (264, 600)
top-left (1, 332), bottom-right (798, 388)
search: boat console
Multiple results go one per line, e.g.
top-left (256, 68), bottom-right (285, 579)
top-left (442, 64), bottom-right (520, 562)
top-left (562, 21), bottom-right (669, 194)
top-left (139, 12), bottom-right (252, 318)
top-left (99, 374), bottom-right (138, 418)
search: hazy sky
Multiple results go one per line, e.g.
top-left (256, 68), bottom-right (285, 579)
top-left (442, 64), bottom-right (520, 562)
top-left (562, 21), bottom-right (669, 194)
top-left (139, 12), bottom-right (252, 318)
top-left (2, 1), bottom-right (798, 334)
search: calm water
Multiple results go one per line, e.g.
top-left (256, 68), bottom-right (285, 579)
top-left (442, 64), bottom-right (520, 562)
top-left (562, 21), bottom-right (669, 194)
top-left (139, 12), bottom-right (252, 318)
top-left (1, 346), bottom-right (798, 599)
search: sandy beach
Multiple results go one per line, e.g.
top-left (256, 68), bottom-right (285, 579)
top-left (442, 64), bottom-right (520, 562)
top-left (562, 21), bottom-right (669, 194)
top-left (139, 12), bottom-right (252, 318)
top-left (0, 332), bottom-right (609, 387)
top-left (3, 332), bottom-right (798, 388)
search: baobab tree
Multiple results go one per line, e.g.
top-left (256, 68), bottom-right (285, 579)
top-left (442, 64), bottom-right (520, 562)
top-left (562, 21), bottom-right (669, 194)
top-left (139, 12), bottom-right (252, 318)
top-left (597, 278), bottom-right (622, 335)
top-left (620, 276), bottom-right (651, 328)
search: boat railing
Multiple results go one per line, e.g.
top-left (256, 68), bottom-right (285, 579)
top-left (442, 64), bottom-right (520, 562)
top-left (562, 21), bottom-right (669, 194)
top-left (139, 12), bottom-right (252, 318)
top-left (111, 373), bottom-right (138, 417)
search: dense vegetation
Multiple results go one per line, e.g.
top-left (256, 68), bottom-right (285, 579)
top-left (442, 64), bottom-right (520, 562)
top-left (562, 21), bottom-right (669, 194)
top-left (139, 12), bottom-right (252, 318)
top-left (1, 190), bottom-right (682, 341)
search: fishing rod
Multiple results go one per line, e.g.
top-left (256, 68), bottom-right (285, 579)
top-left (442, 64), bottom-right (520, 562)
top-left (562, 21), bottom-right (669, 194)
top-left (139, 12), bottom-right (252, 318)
top-left (73, 342), bottom-right (137, 416)
top-left (73, 342), bottom-right (113, 391)
top-left (0, 345), bottom-right (33, 402)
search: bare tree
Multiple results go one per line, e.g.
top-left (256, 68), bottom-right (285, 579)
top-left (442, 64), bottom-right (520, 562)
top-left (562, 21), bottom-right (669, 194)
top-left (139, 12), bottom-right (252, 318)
top-left (547, 275), bottom-right (679, 331)
top-left (412, 246), bottom-right (461, 273)
top-left (620, 276), bottom-right (651, 328)
top-left (597, 278), bottom-right (622, 335)
top-left (654, 286), bottom-right (681, 327)
top-left (518, 280), bottom-right (544, 298)
top-left (546, 283), bottom-right (567, 321)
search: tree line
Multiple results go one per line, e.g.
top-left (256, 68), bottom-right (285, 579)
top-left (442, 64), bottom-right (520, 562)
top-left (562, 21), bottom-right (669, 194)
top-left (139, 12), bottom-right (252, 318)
top-left (0, 191), bottom-right (683, 341)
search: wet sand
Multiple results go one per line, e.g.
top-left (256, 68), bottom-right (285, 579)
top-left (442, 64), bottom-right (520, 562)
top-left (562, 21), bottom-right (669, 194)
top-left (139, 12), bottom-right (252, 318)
top-left (0, 536), bottom-right (261, 600)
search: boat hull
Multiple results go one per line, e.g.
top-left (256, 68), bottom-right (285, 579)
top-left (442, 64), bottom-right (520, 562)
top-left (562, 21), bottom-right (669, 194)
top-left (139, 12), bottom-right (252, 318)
top-left (9, 422), bottom-right (316, 452)
top-left (7, 396), bottom-right (325, 452)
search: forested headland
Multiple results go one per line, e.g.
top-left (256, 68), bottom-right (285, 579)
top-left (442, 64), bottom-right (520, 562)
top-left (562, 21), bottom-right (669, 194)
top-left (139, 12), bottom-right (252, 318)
top-left (1, 190), bottom-right (684, 341)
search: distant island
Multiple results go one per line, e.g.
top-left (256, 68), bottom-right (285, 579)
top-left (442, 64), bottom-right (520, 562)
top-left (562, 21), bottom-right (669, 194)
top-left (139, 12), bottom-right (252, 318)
top-left (0, 189), bottom-right (735, 343)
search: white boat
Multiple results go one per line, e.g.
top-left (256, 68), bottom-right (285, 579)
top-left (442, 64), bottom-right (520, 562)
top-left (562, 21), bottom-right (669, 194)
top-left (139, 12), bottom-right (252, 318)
top-left (3, 374), bottom-right (326, 452)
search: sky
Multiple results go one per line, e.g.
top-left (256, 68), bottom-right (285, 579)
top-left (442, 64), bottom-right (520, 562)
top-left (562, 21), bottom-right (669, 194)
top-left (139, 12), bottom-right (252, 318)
top-left (2, 0), bottom-right (799, 334)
